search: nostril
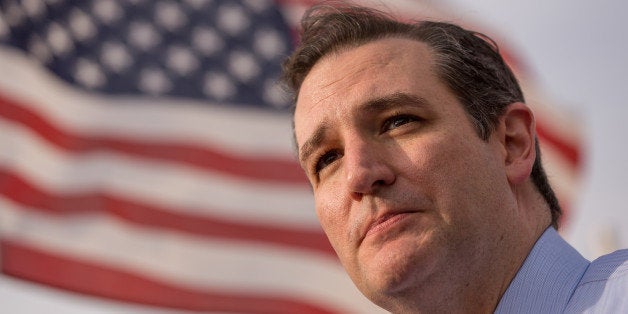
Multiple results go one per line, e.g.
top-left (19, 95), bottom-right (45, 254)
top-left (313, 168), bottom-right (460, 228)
top-left (351, 191), bottom-right (364, 201)
top-left (373, 179), bottom-right (386, 186)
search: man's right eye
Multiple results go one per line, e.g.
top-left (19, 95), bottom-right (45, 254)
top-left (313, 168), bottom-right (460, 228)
top-left (314, 150), bottom-right (341, 174)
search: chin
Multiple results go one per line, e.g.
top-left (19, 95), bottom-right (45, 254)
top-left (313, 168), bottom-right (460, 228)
top-left (358, 236), bottom-right (430, 301)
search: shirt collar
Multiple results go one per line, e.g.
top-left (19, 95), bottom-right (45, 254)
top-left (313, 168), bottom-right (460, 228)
top-left (495, 227), bottom-right (590, 313)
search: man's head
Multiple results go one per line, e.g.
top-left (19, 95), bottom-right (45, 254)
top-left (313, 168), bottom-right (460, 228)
top-left (282, 4), bottom-right (557, 312)
top-left (283, 4), bottom-right (561, 227)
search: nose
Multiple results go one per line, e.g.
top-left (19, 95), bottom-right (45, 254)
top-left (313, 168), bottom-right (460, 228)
top-left (344, 139), bottom-right (395, 198)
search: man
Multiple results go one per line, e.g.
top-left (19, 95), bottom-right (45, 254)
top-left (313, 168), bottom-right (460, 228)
top-left (282, 3), bottom-right (627, 313)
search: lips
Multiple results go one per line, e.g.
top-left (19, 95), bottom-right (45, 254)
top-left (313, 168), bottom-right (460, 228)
top-left (364, 211), bottom-right (415, 239)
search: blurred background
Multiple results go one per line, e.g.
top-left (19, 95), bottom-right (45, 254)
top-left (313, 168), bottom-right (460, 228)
top-left (0, 0), bottom-right (626, 313)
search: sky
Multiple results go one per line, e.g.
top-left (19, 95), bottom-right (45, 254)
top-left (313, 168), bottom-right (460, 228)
top-left (2, 0), bottom-right (627, 312)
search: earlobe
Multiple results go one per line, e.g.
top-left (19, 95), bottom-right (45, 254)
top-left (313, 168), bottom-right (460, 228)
top-left (500, 103), bottom-right (536, 185)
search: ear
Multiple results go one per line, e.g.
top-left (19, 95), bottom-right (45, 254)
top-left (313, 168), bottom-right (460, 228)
top-left (497, 102), bottom-right (536, 185)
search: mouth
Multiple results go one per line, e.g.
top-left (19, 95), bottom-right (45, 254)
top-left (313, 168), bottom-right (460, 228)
top-left (364, 211), bottom-right (415, 239)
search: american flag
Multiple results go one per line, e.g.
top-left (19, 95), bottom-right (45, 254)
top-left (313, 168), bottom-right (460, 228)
top-left (0, 0), bottom-right (580, 313)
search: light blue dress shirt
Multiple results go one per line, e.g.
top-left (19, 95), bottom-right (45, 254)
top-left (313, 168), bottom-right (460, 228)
top-left (495, 227), bottom-right (628, 313)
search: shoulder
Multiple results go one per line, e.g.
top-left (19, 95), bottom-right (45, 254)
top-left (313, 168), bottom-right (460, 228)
top-left (582, 249), bottom-right (628, 283)
top-left (565, 249), bottom-right (628, 313)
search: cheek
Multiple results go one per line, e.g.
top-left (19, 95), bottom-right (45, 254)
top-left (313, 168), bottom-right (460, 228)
top-left (314, 186), bottom-right (361, 265)
top-left (314, 189), bottom-right (346, 242)
top-left (397, 135), bottom-right (462, 185)
top-left (429, 138), bottom-right (506, 224)
top-left (401, 134), bottom-right (492, 210)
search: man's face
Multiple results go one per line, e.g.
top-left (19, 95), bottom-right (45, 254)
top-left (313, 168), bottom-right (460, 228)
top-left (294, 38), bottom-right (516, 308)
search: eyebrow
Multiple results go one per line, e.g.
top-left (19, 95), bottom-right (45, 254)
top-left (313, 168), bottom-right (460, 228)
top-left (361, 92), bottom-right (429, 115)
top-left (297, 92), bottom-right (429, 164)
top-left (298, 122), bottom-right (328, 165)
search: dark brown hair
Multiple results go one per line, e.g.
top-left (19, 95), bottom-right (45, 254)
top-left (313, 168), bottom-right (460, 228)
top-left (282, 3), bottom-right (561, 228)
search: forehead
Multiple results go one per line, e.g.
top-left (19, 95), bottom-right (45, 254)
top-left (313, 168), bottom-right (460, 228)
top-left (294, 37), bottom-right (443, 141)
top-left (297, 38), bottom-right (435, 111)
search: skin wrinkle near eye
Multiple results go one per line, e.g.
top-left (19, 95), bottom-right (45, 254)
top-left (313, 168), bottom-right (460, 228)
top-left (299, 92), bottom-right (430, 169)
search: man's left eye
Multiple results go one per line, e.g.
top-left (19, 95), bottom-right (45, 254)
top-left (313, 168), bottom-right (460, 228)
top-left (381, 115), bottom-right (418, 132)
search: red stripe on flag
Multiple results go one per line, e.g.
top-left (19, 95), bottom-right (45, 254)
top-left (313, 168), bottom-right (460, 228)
top-left (0, 93), bottom-right (308, 185)
top-left (0, 168), bottom-right (335, 256)
top-left (0, 240), bottom-right (338, 314)
top-left (536, 123), bottom-right (581, 167)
